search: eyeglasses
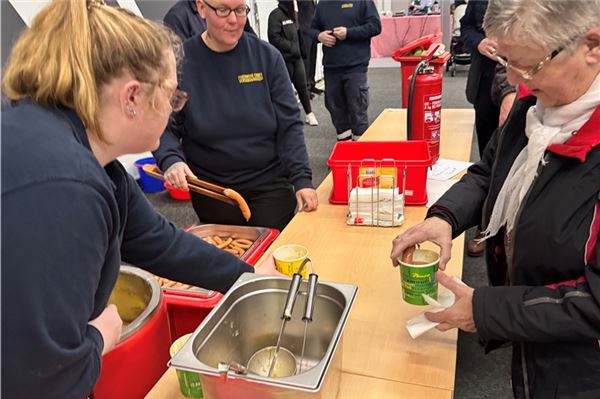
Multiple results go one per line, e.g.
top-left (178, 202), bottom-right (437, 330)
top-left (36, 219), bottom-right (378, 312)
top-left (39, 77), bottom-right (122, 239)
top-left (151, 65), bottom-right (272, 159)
top-left (203, 0), bottom-right (250, 17)
top-left (170, 89), bottom-right (189, 112)
top-left (491, 38), bottom-right (576, 80)
top-left (139, 80), bottom-right (189, 112)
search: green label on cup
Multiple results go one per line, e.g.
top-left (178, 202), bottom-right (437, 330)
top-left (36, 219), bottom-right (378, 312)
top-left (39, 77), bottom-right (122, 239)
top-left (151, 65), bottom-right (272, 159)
top-left (399, 249), bottom-right (439, 306)
top-left (171, 334), bottom-right (204, 398)
top-left (177, 370), bottom-right (204, 398)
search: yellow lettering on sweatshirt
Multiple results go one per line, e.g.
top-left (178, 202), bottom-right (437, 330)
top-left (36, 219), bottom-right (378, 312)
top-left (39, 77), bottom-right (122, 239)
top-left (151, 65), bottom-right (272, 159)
top-left (238, 72), bottom-right (264, 84)
top-left (341, 3), bottom-right (353, 8)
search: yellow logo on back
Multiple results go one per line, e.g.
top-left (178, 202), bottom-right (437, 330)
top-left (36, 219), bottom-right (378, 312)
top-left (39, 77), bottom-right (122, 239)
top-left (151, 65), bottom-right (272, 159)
top-left (341, 3), bottom-right (353, 8)
top-left (238, 72), bottom-right (264, 84)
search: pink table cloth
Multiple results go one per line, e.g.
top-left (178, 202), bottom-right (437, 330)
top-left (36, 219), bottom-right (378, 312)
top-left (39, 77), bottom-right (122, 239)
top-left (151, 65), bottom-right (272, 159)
top-left (371, 15), bottom-right (441, 58)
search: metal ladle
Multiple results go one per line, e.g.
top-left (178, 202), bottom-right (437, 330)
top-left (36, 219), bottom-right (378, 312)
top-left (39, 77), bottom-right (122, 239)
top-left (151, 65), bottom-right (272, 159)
top-left (299, 273), bottom-right (319, 374)
top-left (267, 258), bottom-right (311, 377)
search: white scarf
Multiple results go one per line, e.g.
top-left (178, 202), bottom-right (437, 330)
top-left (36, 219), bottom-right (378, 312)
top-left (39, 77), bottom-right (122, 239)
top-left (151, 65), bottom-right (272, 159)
top-left (481, 73), bottom-right (600, 240)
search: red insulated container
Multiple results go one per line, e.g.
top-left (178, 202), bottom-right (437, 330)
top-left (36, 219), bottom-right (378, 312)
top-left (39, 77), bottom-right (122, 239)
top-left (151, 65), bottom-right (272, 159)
top-left (163, 224), bottom-right (279, 341)
top-left (92, 266), bottom-right (171, 399)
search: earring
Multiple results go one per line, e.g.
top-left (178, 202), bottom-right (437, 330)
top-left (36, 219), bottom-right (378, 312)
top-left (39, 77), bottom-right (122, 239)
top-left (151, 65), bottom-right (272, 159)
top-left (128, 107), bottom-right (137, 117)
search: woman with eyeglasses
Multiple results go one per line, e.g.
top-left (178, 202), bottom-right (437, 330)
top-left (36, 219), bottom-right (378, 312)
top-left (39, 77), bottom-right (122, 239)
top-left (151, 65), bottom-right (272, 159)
top-left (391, 0), bottom-right (600, 397)
top-left (1, 1), bottom-right (279, 397)
top-left (154, 0), bottom-right (318, 232)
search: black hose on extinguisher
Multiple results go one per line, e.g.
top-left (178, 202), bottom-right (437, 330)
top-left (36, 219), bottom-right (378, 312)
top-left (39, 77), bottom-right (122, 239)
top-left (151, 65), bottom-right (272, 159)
top-left (407, 60), bottom-right (429, 140)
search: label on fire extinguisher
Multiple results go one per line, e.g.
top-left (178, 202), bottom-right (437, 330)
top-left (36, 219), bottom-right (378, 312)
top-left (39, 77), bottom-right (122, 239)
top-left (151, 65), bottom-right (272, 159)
top-left (423, 93), bottom-right (441, 161)
top-left (423, 94), bottom-right (441, 137)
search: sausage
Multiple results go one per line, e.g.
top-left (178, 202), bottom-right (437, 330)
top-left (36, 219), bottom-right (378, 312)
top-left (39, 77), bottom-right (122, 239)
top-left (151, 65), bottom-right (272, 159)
top-left (232, 238), bottom-right (253, 249)
top-left (217, 237), bottom-right (233, 249)
top-left (223, 188), bottom-right (251, 221)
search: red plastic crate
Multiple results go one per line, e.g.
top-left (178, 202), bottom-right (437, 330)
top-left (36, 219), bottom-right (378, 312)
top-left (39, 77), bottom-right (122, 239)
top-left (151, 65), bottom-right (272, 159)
top-left (326, 140), bottom-right (432, 205)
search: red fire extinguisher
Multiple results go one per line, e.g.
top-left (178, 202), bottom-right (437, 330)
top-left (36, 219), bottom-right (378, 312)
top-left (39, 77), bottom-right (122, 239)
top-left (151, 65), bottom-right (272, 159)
top-left (407, 60), bottom-right (443, 164)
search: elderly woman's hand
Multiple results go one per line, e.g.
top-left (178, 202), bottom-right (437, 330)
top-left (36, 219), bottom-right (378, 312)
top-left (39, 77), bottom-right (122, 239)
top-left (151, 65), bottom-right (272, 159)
top-left (425, 272), bottom-right (477, 333)
top-left (164, 161), bottom-right (196, 190)
top-left (296, 188), bottom-right (318, 212)
top-left (390, 217), bottom-right (452, 269)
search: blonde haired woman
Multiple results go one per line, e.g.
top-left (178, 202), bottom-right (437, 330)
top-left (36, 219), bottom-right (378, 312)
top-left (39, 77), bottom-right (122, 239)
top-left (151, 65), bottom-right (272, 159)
top-left (1, 1), bottom-right (277, 397)
top-left (391, 0), bottom-right (600, 397)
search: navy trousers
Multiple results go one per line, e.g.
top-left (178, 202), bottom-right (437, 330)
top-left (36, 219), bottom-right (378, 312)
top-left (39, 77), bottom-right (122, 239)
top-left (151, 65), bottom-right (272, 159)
top-left (324, 69), bottom-right (369, 138)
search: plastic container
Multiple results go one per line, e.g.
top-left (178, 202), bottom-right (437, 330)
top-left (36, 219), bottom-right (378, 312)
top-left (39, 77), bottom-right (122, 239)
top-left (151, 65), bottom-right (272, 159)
top-left (134, 157), bottom-right (165, 193)
top-left (326, 140), bottom-right (432, 205)
top-left (163, 224), bottom-right (280, 341)
top-left (164, 181), bottom-right (191, 201)
top-left (391, 33), bottom-right (451, 108)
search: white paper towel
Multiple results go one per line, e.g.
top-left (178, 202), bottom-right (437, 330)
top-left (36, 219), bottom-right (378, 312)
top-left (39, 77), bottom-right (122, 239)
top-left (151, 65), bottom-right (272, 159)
top-left (405, 276), bottom-right (466, 339)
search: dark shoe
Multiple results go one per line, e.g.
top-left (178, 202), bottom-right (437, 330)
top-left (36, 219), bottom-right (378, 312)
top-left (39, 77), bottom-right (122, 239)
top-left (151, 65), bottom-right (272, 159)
top-left (467, 231), bottom-right (486, 257)
top-left (310, 86), bottom-right (324, 95)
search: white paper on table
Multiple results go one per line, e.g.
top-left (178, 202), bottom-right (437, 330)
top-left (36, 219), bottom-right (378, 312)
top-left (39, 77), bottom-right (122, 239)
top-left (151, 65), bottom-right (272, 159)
top-left (428, 158), bottom-right (473, 181)
top-left (405, 276), bottom-right (467, 339)
top-left (426, 179), bottom-right (458, 208)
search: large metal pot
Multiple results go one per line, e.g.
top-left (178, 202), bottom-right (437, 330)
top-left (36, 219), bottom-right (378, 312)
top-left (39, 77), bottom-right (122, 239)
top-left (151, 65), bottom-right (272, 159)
top-left (92, 266), bottom-right (171, 399)
top-left (170, 273), bottom-right (358, 399)
top-left (107, 265), bottom-right (162, 341)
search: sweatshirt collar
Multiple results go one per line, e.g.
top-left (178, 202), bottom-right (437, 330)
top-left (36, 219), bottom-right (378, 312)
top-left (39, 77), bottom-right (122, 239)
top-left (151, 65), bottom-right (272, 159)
top-left (57, 106), bottom-right (93, 151)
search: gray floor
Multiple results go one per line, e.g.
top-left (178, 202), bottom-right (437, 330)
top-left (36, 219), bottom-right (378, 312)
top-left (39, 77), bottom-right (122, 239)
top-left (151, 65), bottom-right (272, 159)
top-left (146, 60), bottom-right (512, 398)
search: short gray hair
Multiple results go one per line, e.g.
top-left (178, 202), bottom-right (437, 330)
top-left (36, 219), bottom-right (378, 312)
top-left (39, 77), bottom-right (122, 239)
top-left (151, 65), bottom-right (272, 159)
top-left (484, 0), bottom-right (600, 52)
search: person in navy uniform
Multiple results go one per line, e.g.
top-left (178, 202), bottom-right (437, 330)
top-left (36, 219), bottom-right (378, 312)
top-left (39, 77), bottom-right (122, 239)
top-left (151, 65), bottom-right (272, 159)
top-left (1, 1), bottom-right (279, 397)
top-left (311, 0), bottom-right (381, 141)
top-left (155, 0), bottom-right (319, 231)
top-left (164, 0), bottom-right (255, 40)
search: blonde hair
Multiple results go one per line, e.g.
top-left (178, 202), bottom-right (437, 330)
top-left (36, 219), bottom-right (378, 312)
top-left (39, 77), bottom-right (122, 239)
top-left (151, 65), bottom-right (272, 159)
top-left (2, 0), bottom-right (182, 142)
top-left (484, 0), bottom-right (600, 52)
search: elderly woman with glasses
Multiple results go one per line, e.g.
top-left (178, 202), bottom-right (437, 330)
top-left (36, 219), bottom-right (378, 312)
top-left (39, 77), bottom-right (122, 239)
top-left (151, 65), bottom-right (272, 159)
top-left (155, 0), bottom-right (318, 231)
top-left (391, 0), bottom-right (600, 397)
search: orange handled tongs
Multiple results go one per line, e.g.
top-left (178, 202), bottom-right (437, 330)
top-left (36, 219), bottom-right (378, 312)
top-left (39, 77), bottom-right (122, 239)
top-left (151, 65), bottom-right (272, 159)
top-left (142, 164), bottom-right (251, 221)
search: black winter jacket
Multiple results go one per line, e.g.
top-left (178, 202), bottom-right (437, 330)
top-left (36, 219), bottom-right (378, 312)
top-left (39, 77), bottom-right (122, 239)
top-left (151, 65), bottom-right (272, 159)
top-left (429, 88), bottom-right (600, 398)
top-left (268, 4), bottom-right (303, 62)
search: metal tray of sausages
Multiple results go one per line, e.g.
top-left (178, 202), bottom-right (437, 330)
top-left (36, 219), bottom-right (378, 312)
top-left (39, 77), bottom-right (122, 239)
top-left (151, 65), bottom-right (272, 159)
top-left (155, 224), bottom-right (269, 295)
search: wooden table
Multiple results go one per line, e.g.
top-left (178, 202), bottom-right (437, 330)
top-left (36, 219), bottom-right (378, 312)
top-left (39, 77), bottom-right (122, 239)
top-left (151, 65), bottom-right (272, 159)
top-left (146, 108), bottom-right (474, 399)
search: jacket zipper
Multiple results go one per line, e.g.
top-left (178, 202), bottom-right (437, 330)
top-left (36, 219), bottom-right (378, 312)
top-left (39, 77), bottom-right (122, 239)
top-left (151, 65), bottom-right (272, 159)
top-left (520, 342), bottom-right (531, 399)
top-left (510, 152), bottom-right (549, 399)
top-left (507, 153), bottom-right (548, 282)
top-left (481, 121), bottom-right (510, 229)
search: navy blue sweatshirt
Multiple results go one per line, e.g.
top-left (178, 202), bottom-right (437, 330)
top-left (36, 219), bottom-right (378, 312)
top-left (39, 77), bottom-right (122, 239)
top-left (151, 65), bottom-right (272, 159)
top-left (311, 0), bottom-right (381, 72)
top-left (1, 100), bottom-right (253, 398)
top-left (154, 32), bottom-right (313, 192)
